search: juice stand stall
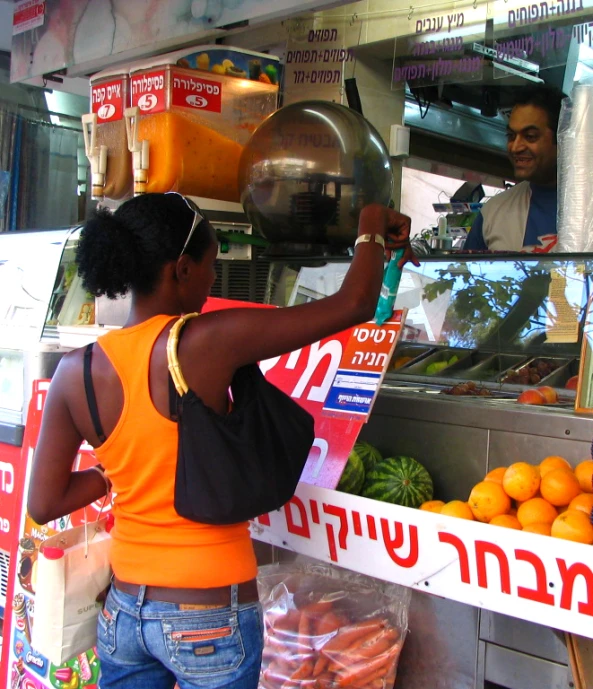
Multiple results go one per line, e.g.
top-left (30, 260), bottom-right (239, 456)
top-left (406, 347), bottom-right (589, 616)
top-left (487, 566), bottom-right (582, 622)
top-left (4, 0), bottom-right (593, 685)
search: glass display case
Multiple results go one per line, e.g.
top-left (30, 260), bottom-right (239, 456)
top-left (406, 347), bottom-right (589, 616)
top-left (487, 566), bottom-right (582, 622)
top-left (268, 253), bottom-right (592, 405)
top-left (0, 228), bottom-right (73, 426)
top-left (387, 254), bottom-right (591, 401)
top-left (41, 228), bottom-right (98, 343)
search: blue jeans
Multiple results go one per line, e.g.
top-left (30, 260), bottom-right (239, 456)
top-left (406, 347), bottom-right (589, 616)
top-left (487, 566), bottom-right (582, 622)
top-left (96, 584), bottom-right (264, 689)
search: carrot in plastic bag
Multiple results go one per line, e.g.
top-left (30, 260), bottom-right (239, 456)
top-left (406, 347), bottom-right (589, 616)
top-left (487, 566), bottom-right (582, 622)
top-left (270, 609), bottom-right (301, 637)
top-left (315, 671), bottom-right (338, 689)
top-left (298, 611), bottom-right (316, 651)
top-left (324, 624), bottom-right (394, 672)
top-left (312, 654), bottom-right (330, 677)
top-left (299, 600), bottom-right (334, 615)
top-left (367, 679), bottom-right (384, 689)
top-left (335, 642), bottom-right (401, 688)
top-left (344, 627), bottom-right (399, 662)
top-left (289, 659), bottom-right (315, 681)
top-left (351, 665), bottom-right (389, 689)
top-left (321, 619), bottom-right (387, 656)
top-left (266, 631), bottom-right (310, 656)
top-left (262, 665), bottom-right (290, 689)
top-left (315, 611), bottom-right (344, 637)
top-left (264, 658), bottom-right (292, 679)
top-left (280, 663), bottom-right (317, 689)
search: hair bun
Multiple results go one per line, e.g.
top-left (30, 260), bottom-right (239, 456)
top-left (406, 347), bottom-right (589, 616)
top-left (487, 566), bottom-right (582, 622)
top-left (76, 207), bottom-right (141, 298)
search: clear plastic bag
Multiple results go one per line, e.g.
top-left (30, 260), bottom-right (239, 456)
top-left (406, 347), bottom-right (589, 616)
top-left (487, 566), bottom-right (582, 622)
top-left (258, 560), bottom-right (410, 689)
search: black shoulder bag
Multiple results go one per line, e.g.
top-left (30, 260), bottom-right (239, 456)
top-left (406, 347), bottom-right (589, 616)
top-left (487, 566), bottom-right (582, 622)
top-left (167, 313), bottom-right (315, 525)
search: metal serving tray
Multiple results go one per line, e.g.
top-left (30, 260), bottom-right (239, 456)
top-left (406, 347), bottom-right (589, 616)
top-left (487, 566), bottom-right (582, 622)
top-left (535, 359), bottom-right (579, 388)
top-left (390, 345), bottom-right (434, 371)
top-left (398, 347), bottom-right (472, 376)
top-left (453, 354), bottom-right (530, 382)
top-left (499, 357), bottom-right (571, 386)
top-left (445, 352), bottom-right (500, 378)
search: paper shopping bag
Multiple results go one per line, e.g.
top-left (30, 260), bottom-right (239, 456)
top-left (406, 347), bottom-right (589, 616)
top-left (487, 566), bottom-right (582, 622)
top-left (32, 517), bottom-right (112, 665)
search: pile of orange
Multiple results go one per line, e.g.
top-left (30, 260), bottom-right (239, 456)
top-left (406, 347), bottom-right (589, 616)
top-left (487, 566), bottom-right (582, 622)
top-left (420, 456), bottom-right (593, 544)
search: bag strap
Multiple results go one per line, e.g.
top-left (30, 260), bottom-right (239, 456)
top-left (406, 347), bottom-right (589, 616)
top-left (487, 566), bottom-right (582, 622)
top-left (168, 373), bottom-right (178, 421)
top-left (83, 343), bottom-right (106, 444)
top-left (166, 312), bottom-right (200, 396)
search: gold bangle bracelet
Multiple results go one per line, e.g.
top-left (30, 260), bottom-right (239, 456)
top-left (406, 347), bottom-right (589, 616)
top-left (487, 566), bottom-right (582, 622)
top-left (354, 233), bottom-right (386, 249)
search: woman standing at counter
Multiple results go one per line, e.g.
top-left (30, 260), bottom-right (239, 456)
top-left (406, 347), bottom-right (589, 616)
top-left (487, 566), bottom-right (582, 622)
top-left (26, 192), bottom-right (414, 689)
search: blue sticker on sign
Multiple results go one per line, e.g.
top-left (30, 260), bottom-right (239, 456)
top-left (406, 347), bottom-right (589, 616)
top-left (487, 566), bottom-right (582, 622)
top-left (323, 369), bottom-right (382, 417)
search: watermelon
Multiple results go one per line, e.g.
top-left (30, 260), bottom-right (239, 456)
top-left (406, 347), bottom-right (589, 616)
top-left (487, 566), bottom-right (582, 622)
top-left (362, 456), bottom-right (433, 508)
top-left (337, 449), bottom-right (365, 495)
top-left (354, 441), bottom-right (382, 474)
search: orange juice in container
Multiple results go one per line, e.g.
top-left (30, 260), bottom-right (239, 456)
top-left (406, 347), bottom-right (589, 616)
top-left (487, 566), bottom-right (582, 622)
top-left (83, 67), bottom-right (133, 200)
top-left (125, 46), bottom-right (281, 201)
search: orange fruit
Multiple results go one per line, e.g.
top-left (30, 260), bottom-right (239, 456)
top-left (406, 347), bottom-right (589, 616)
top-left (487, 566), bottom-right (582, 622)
top-left (502, 463), bottom-right (541, 502)
top-left (540, 456), bottom-right (571, 477)
top-left (568, 493), bottom-right (593, 515)
top-left (551, 510), bottom-right (593, 544)
top-left (516, 497), bottom-right (558, 527)
top-left (468, 481), bottom-right (511, 522)
top-left (489, 514), bottom-right (521, 530)
top-left (516, 492), bottom-right (541, 508)
top-left (484, 467), bottom-right (506, 485)
top-left (522, 522), bottom-right (552, 536)
top-left (441, 501), bottom-right (474, 520)
top-left (540, 468), bottom-right (581, 506)
top-left (508, 507), bottom-right (518, 517)
top-left (420, 500), bottom-right (445, 513)
top-left (574, 460), bottom-right (593, 493)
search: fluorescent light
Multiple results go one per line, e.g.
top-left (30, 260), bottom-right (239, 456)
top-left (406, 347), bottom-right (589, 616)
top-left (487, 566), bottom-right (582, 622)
top-left (43, 91), bottom-right (61, 125)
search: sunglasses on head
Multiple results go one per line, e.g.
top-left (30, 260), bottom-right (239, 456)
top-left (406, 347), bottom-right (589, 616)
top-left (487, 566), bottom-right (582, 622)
top-left (166, 192), bottom-right (206, 260)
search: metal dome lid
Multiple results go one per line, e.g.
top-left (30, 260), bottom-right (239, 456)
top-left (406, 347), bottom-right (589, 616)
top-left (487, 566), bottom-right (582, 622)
top-left (239, 101), bottom-right (393, 254)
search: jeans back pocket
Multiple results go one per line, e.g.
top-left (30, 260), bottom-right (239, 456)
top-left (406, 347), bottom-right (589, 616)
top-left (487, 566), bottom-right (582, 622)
top-left (161, 610), bottom-right (245, 676)
top-left (97, 598), bottom-right (118, 655)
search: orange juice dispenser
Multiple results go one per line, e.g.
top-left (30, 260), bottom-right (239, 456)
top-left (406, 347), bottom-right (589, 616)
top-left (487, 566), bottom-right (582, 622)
top-left (83, 67), bottom-right (133, 200)
top-left (124, 46), bottom-right (281, 201)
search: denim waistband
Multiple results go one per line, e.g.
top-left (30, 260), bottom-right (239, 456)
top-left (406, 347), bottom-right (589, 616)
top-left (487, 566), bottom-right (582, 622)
top-left (107, 583), bottom-right (261, 620)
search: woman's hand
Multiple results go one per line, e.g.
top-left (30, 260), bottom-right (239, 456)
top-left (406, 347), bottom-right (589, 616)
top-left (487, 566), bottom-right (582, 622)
top-left (358, 204), bottom-right (419, 268)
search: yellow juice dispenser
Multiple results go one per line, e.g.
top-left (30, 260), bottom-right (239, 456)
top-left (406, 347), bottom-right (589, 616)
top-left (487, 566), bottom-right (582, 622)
top-left (124, 46), bottom-right (281, 200)
top-left (83, 67), bottom-right (133, 200)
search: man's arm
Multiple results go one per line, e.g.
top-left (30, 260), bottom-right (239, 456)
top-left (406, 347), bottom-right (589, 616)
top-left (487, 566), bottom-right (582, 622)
top-left (463, 212), bottom-right (488, 251)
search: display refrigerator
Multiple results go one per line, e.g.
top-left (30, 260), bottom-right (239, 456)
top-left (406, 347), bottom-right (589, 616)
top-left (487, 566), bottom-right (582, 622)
top-left (256, 251), bottom-right (593, 689)
top-left (0, 226), bottom-right (118, 689)
top-left (0, 228), bottom-right (76, 620)
top-left (2, 242), bottom-right (593, 689)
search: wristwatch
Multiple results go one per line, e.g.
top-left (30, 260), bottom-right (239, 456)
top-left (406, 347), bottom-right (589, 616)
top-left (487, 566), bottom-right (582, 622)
top-left (354, 233), bottom-right (386, 249)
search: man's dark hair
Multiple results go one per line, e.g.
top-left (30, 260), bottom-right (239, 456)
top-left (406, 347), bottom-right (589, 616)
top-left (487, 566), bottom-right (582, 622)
top-left (511, 84), bottom-right (566, 141)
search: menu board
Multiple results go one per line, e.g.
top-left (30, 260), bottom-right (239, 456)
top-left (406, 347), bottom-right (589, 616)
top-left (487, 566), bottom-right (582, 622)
top-left (392, 2), bottom-right (487, 94)
top-left (283, 15), bottom-right (361, 104)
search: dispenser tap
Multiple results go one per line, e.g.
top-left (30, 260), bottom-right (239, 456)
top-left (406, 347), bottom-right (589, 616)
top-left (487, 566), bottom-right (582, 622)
top-left (81, 113), bottom-right (107, 200)
top-left (124, 106), bottom-right (150, 196)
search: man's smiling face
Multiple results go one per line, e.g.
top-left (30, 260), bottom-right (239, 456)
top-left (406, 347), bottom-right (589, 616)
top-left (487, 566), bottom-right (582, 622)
top-left (506, 104), bottom-right (558, 186)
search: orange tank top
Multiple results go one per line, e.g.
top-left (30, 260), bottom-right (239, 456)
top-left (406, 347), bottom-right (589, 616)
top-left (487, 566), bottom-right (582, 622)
top-left (94, 315), bottom-right (257, 588)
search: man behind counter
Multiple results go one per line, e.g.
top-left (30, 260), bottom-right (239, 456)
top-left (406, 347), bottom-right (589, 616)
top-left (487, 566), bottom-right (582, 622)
top-left (464, 84), bottom-right (566, 253)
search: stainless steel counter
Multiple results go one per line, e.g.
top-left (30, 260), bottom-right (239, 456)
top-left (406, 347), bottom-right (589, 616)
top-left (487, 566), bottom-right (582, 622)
top-left (357, 387), bottom-right (587, 689)
top-left (256, 387), bottom-right (588, 688)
